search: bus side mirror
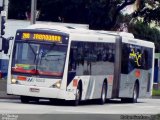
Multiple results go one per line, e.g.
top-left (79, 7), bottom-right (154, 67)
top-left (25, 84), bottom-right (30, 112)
top-left (1, 36), bottom-right (14, 54)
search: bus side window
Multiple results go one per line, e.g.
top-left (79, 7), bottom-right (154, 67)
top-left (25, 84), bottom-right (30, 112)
top-left (121, 44), bottom-right (129, 74)
top-left (68, 48), bottom-right (77, 71)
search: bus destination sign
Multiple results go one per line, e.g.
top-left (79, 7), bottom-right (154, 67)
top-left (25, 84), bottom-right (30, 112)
top-left (21, 32), bottom-right (62, 42)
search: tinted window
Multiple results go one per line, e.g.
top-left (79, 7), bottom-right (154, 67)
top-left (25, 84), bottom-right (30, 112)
top-left (121, 43), bottom-right (153, 74)
top-left (68, 41), bottom-right (115, 75)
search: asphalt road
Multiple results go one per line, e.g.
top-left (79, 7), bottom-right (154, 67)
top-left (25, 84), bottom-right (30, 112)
top-left (0, 98), bottom-right (160, 114)
top-left (0, 98), bottom-right (160, 120)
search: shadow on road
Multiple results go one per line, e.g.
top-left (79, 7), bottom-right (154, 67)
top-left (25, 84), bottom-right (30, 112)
top-left (20, 99), bottom-right (144, 106)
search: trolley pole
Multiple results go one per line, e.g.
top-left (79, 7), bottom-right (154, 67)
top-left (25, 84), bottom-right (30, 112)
top-left (31, 0), bottom-right (37, 25)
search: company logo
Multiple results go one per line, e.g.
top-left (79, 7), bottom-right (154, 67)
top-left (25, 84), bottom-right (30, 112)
top-left (27, 77), bottom-right (33, 82)
top-left (129, 49), bottom-right (142, 67)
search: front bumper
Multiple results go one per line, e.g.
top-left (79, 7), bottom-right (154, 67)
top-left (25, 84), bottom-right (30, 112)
top-left (7, 84), bottom-right (75, 100)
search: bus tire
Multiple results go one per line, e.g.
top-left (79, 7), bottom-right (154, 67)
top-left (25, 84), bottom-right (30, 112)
top-left (132, 83), bottom-right (138, 103)
top-left (99, 82), bottom-right (107, 105)
top-left (129, 83), bottom-right (138, 103)
top-left (20, 96), bottom-right (29, 103)
top-left (73, 83), bottom-right (81, 106)
top-left (121, 83), bottom-right (139, 103)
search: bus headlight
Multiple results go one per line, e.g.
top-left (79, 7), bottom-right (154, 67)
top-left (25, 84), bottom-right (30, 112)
top-left (11, 78), bottom-right (17, 84)
top-left (51, 80), bottom-right (61, 88)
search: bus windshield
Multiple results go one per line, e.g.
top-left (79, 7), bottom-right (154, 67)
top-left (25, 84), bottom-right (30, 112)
top-left (11, 42), bottom-right (67, 77)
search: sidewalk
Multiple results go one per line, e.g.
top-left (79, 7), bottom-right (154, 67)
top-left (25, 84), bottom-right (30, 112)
top-left (0, 79), bottom-right (19, 99)
top-left (152, 96), bottom-right (160, 99)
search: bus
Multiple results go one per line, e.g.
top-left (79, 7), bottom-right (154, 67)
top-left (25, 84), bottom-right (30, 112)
top-left (7, 24), bottom-right (155, 105)
top-left (0, 52), bottom-right (9, 78)
top-left (0, 36), bottom-right (12, 78)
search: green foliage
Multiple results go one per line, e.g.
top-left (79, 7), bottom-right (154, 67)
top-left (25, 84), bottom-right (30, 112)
top-left (129, 21), bottom-right (160, 52)
top-left (8, 0), bottom-right (136, 30)
top-left (152, 89), bottom-right (160, 96)
top-left (8, 0), bottom-right (160, 51)
top-left (8, 0), bottom-right (31, 19)
top-left (133, 0), bottom-right (160, 25)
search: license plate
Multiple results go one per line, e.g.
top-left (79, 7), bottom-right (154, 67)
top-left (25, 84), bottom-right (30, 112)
top-left (30, 88), bottom-right (40, 93)
top-left (36, 78), bottom-right (45, 82)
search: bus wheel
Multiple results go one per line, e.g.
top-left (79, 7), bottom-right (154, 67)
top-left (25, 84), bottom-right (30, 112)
top-left (128, 83), bottom-right (138, 103)
top-left (73, 84), bottom-right (81, 106)
top-left (99, 82), bottom-right (107, 105)
top-left (132, 83), bottom-right (138, 103)
top-left (20, 96), bottom-right (29, 103)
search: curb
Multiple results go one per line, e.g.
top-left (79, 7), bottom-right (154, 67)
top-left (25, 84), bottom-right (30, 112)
top-left (0, 94), bottom-right (20, 99)
top-left (152, 96), bottom-right (160, 99)
top-left (0, 97), bottom-right (19, 99)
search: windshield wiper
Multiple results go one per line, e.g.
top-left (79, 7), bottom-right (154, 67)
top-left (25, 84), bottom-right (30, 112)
top-left (40, 43), bottom-right (56, 57)
top-left (28, 43), bottom-right (37, 63)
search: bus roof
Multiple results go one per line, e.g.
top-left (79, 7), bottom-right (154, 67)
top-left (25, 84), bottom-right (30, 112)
top-left (20, 24), bottom-right (154, 48)
top-left (25, 24), bottom-right (133, 37)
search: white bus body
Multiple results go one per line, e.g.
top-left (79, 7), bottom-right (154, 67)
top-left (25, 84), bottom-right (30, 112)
top-left (0, 51), bottom-right (9, 78)
top-left (7, 24), bottom-right (155, 105)
top-left (0, 37), bottom-right (9, 78)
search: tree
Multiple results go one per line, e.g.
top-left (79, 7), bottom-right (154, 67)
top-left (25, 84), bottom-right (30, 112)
top-left (8, 0), bottom-right (31, 19)
top-left (8, 0), bottom-right (160, 51)
top-left (88, 0), bottom-right (137, 30)
top-left (8, 0), bottom-right (137, 30)
top-left (132, 0), bottom-right (160, 25)
top-left (129, 20), bottom-right (160, 52)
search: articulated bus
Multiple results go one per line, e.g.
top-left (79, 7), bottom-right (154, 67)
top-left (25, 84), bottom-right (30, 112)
top-left (7, 24), bottom-right (155, 105)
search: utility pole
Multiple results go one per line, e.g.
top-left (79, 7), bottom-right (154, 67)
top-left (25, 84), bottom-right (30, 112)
top-left (31, 0), bottom-right (37, 25)
top-left (4, 0), bottom-right (8, 19)
top-left (0, 0), bottom-right (6, 36)
top-left (0, 0), bottom-right (6, 51)
top-left (0, 0), bottom-right (3, 9)
top-left (0, 0), bottom-right (3, 51)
